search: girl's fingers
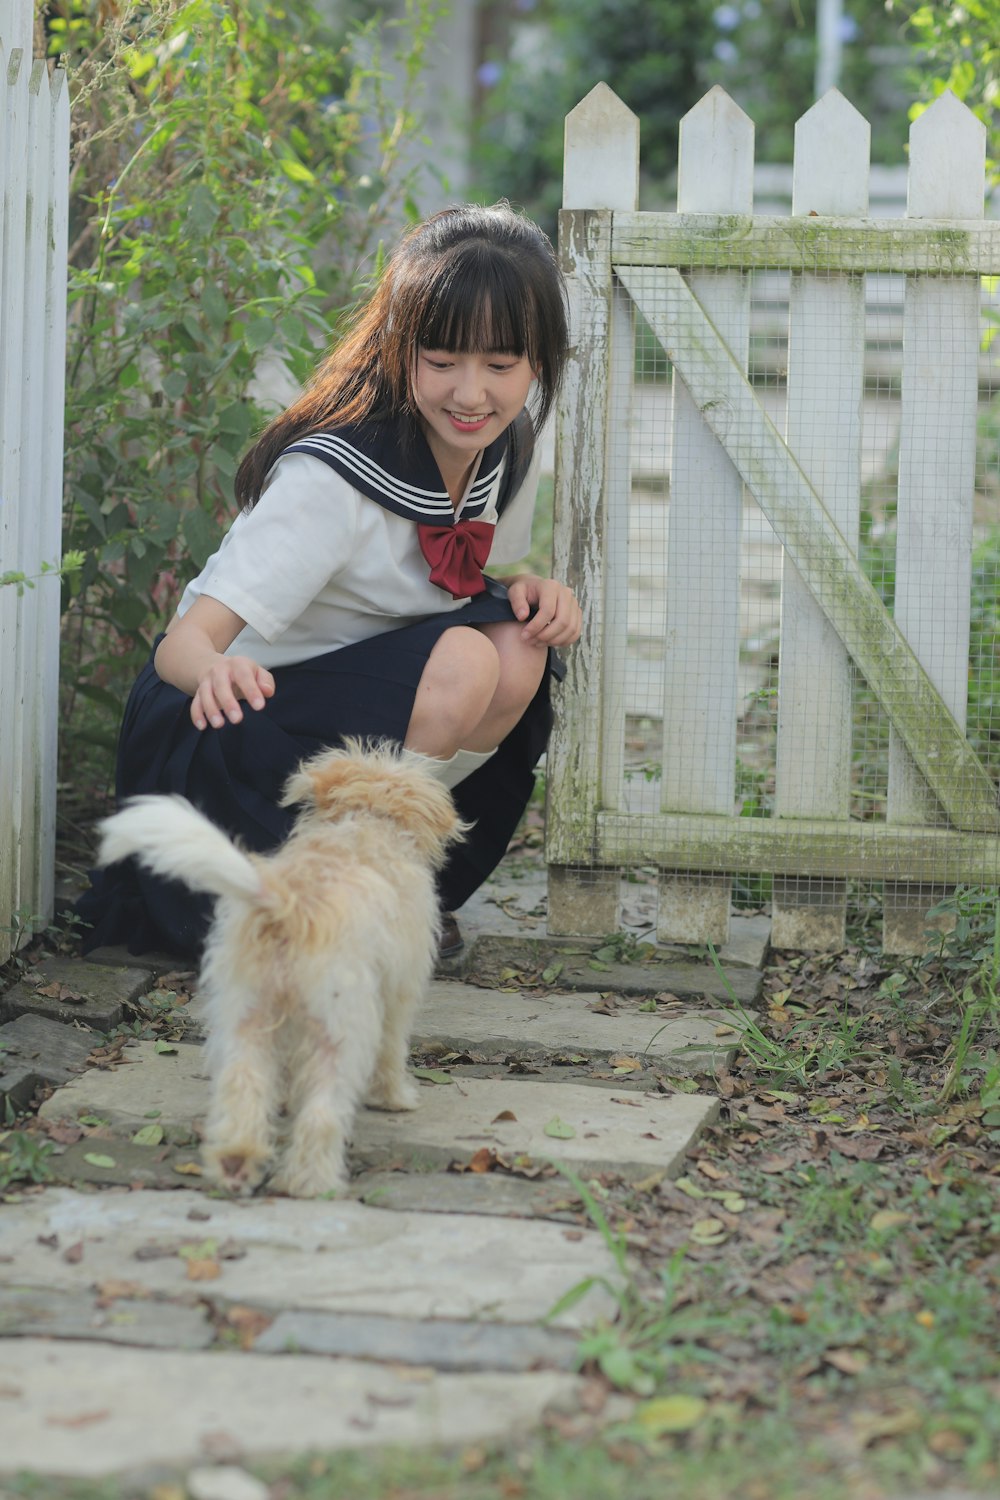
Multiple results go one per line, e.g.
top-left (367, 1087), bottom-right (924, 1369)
top-left (191, 683), bottom-right (220, 731)
top-left (191, 657), bottom-right (273, 730)
top-left (520, 584), bottom-right (581, 645)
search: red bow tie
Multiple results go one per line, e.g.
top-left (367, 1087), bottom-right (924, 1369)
top-left (418, 519), bottom-right (493, 598)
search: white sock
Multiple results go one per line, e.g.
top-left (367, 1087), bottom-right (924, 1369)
top-left (422, 747), bottom-right (497, 790)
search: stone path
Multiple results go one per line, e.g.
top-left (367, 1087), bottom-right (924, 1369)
top-left (0, 867), bottom-right (766, 1483)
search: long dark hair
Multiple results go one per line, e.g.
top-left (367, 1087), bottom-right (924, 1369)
top-left (234, 202), bottom-right (569, 510)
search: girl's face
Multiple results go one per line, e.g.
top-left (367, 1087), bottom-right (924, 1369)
top-left (413, 347), bottom-right (535, 478)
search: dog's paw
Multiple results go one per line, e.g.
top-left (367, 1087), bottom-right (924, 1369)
top-left (202, 1145), bottom-right (271, 1195)
top-left (366, 1076), bottom-right (421, 1112)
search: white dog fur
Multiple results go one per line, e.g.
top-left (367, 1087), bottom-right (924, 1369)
top-left (96, 740), bottom-right (466, 1197)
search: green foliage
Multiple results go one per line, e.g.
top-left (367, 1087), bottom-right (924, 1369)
top-left (471, 1), bottom-right (911, 235)
top-left (470, 0), bottom-right (719, 234)
top-left (701, 1), bottom-right (911, 164)
top-left (0, 1131), bottom-right (57, 1189)
top-left (896, 0), bottom-right (1000, 158)
top-left (53, 0), bottom-right (438, 771)
top-left (0, 551), bottom-right (85, 595)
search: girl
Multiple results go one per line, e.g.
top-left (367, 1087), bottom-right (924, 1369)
top-left (77, 202), bottom-right (581, 961)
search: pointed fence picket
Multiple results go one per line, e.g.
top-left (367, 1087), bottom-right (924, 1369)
top-left (0, 0), bottom-right (70, 963)
top-left (546, 84), bottom-right (1000, 955)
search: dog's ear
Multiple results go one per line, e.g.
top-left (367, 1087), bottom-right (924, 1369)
top-left (280, 739), bottom-right (368, 810)
top-left (373, 769), bottom-right (470, 866)
top-left (279, 765), bottom-right (317, 809)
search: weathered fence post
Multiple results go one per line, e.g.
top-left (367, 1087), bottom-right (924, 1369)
top-left (0, 0), bottom-right (69, 961)
top-left (546, 82), bottom-right (639, 936)
top-left (884, 92), bottom-right (985, 954)
top-left (656, 86), bottom-right (753, 946)
top-left (771, 89), bottom-right (869, 951)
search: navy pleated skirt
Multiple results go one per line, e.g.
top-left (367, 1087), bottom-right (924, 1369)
top-left (76, 584), bottom-right (557, 960)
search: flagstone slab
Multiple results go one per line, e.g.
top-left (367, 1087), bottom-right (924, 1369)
top-left (0, 1285), bottom-right (214, 1350)
top-left (356, 1169), bottom-right (581, 1220)
top-left (0, 957), bottom-right (153, 1030)
top-left (0, 1012), bottom-right (96, 1080)
top-left (465, 936), bottom-right (761, 1004)
top-left (38, 1039), bottom-right (209, 1139)
top-left (0, 1338), bottom-right (582, 1478)
top-left (440, 866), bottom-right (770, 972)
top-left (0, 1013), bottom-right (99, 1114)
top-left (49, 1137), bottom-right (207, 1190)
top-left (355, 1076), bottom-right (719, 1181)
top-left (39, 1044), bottom-right (718, 1182)
top-left (418, 980), bottom-right (738, 1073)
top-left (254, 1308), bottom-right (579, 1372)
top-left (0, 1188), bottom-right (618, 1328)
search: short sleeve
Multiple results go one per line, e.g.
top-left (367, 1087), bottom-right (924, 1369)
top-left (489, 444), bottom-right (542, 566)
top-left (196, 455), bottom-right (359, 642)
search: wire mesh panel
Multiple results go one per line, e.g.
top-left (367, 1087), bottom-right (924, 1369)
top-left (547, 85), bottom-right (1000, 955)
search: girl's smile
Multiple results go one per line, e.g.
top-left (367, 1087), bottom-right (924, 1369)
top-left (414, 348), bottom-right (536, 491)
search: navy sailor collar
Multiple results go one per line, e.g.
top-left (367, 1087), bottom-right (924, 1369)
top-left (282, 418), bottom-right (509, 526)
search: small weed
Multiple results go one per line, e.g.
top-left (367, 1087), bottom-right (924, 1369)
top-left (706, 946), bottom-right (876, 1085)
top-left (0, 1131), bottom-right (57, 1190)
top-left (546, 1165), bottom-right (736, 1399)
top-left (590, 931), bottom-right (657, 965)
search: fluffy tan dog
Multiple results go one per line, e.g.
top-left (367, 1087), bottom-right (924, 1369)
top-left (96, 740), bottom-right (466, 1197)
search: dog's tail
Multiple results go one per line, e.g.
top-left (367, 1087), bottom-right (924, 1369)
top-left (97, 795), bottom-right (266, 904)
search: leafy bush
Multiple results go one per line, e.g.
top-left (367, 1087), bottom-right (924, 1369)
top-left (52, 0), bottom-right (437, 774)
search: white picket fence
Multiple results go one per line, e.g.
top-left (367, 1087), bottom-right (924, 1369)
top-left (546, 84), bottom-right (1000, 955)
top-left (0, 0), bottom-right (70, 962)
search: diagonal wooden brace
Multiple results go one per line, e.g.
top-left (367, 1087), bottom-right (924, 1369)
top-left (616, 261), bottom-right (1000, 834)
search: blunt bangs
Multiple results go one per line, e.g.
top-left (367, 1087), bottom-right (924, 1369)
top-left (416, 247), bottom-right (534, 360)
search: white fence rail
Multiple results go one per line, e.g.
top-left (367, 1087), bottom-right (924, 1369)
top-left (547, 84), bottom-right (1000, 955)
top-left (0, 0), bottom-right (70, 962)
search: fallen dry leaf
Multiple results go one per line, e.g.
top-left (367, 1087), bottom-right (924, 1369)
top-left (223, 1304), bottom-right (273, 1348)
top-left (466, 1147), bottom-right (501, 1173)
top-left (35, 982), bottom-right (85, 1003)
top-left (696, 1160), bottom-right (727, 1181)
top-left (62, 1241), bottom-right (84, 1264)
top-left (95, 1279), bottom-right (149, 1306)
top-left (609, 1054), bottom-right (642, 1072)
top-left (46, 1410), bottom-right (111, 1428)
top-left (824, 1346), bottom-right (869, 1375)
top-left (185, 1257), bottom-right (221, 1281)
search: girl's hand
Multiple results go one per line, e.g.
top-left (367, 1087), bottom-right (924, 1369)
top-left (154, 596), bottom-right (275, 731)
top-left (505, 574), bottom-right (582, 648)
top-left (190, 655), bottom-right (275, 731)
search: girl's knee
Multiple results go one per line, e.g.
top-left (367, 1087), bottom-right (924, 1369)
top-left (480, 622), bottom-right (547, 711)
top-left (422, 627), bottom-right (500, 699)
top-left (407, 628), bottom-right (501, 753)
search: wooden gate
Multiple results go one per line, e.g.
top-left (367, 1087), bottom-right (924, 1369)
top-left (545, 84), bottom-right (1000, 954)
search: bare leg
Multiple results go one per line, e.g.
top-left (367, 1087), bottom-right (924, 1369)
top-left (404, 621), bottom-right (546, 758)
top-left (465, 620), bottom-right (547, 750)
top-left (404, 627), bottom-right (499, 758)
